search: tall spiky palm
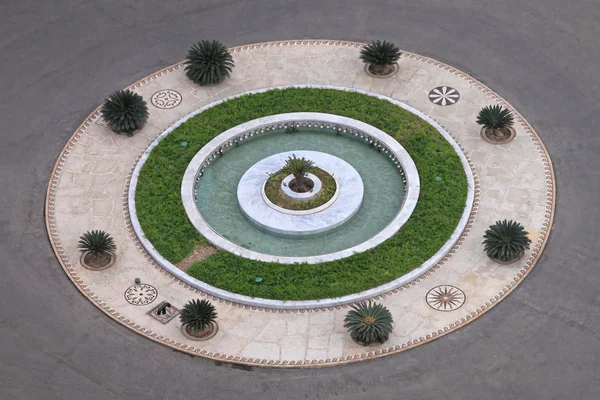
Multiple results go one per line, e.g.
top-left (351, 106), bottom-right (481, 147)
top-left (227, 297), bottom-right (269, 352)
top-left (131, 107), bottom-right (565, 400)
top-left (482, 220), bottom-right (531, 262)
top-left (184, 40), bottom-right (234, 86)
top-left (283, 154), bottom-right (315, 192)
top-left (360, 40), bottom-right (401, 74)
top-left (101, 90), bottom-right (149, 135)
top-left (180, 299), bottom-right (218, 334)
top-left (344, 301), bottom-right (394, 345)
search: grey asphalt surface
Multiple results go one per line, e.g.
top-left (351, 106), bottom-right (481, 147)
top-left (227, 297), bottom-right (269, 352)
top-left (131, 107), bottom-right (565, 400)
top-left (1, 1), bottom-right (599, 399)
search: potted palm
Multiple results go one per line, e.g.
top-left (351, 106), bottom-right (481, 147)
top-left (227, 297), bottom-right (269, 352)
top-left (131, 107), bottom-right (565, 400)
top-left (180, 299), bottom-right (219, 340)
top-left (344, 301), bottom-right (394, 346)
top-left (77, 230), bottom-right (117, 270)
top-left (101, 90), bottom-right (149, 136)
top-left (483, 220), bottom-right (531, 264)
top-left (283, 154), bottom-right (315, 193)
top-left (184, 40), bottom-right (235, 86)
top-left (477, 105), bottom-right (516, 144)
top-left (360, 40), bottom-right (401, 78)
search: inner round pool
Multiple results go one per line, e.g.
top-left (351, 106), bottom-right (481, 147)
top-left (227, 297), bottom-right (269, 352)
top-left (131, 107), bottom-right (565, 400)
top-left (194, 129), bottom-right (406, 257)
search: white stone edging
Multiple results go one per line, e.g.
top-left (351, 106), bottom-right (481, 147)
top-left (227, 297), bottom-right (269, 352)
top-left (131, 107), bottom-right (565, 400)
top-left (280, 173), bottom-right (322, 201)
top-left (127, 85), bottom-right (475, 309)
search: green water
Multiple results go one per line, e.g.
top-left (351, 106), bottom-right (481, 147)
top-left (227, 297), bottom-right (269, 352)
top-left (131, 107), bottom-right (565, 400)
top-left (194, 130), bottom-right (405, 257)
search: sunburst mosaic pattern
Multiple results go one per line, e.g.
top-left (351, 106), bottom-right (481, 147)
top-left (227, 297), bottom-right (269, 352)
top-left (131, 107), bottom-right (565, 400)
top-left (426, 285), bottom-right (466, 311)
top-left (428, 86), bottom-right (460, 106)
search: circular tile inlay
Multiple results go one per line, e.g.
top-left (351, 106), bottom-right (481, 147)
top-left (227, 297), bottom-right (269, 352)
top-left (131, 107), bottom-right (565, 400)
top-left (426, 285), bottom-right (465, 311)
top-left (124, 284), bottom-right (158, 305)
top-left (428, 86), bottom-right (460, 106)
top-left (151, 89), bottom-right (182, 109)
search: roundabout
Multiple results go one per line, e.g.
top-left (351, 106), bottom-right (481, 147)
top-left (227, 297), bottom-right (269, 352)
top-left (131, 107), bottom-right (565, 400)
top-left (45, 40), bottom-right (553, 366)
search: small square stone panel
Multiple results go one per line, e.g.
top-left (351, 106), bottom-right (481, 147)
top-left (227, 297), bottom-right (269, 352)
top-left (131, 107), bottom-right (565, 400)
top-left (146, 300), bottom-right (180, 325)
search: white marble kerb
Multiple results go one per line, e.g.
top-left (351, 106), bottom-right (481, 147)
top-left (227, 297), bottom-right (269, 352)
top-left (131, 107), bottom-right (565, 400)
top-left (238, 151), bottom-right (363, 236)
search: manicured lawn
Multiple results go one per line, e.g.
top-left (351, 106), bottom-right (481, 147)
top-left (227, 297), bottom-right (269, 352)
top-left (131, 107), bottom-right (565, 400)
top-left (136, 88), bottom-right (468, 300)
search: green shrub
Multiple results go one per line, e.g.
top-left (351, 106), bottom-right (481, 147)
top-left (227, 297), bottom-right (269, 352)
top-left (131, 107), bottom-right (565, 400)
top-left (283, 154), bottom-right (315, 192)
top-left (482, 220), bottom-right (531, 262)
top-left (179, 299), bottom-right (217, 332)
top-left (476, 105), bottom-right (514, 133)
top-left (344, 301), bottom-right (393, 345)
top-left (184, 40), bottom-right (234, 86)
top-left (77, 230), bottom-right (117, 257)
top-left (101, 90), bottom-right (149, 135)
top-left (360, 40), bottom-right (401, 73)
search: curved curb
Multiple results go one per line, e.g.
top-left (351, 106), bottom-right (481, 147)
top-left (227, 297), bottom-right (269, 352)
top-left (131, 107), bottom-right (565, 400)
top-left (45, 39), bottom-right (555, 368)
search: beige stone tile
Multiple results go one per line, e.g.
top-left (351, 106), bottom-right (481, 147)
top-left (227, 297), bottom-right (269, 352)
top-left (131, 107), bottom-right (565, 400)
top-left (309, 311), bottom-right (335, 325)
top-left (255, 318), bottom-right (287, 342)
top-left (306, 348), bottom-right (328, 361)
top-left (370, 77), bottom-right (394, 97)
top-left (286, 314), bottom-right (309, 335)
top-left (92, 199), bottom-right (115, 217)
top-left (240, 342), bottom-right (280, 360)
top-left (328, 333), bottom-right (346, 359)
top-left (216, 333), bottom-right (248, 356)
top-left (446, 249), bottom-right (487, 275)
top-left (333, 311), bottom-right (347, 333)
top-left (280, 335), bottom-right (307, 361)
top-left (307, 335), bottom-right (329, 349)
top-left (328, 70), bottom-right (355, 88)
top-left (497, 187), bottom-right (537, 217)
top-left (352, 73), bottom-right (373, 91)
top-left (309, 323), bottom-right (333, 336)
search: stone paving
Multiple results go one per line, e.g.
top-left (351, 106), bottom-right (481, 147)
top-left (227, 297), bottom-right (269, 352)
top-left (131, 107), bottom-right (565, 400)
top-left (46, 40), bottom-right (554, 367)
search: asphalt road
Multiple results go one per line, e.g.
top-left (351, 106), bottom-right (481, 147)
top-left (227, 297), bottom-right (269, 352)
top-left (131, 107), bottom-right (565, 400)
top-left (1, 1), bottom-right (599, 399)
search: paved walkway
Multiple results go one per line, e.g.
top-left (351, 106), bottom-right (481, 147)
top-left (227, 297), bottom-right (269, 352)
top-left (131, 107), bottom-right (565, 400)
top-left (46, 41), bottom-right (553, 366)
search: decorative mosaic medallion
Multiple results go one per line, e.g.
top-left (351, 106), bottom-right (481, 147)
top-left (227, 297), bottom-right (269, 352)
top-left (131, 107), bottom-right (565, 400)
top-left (151, 89), bottom-right (182, 109)
top-left (426, 285), bottom-right (466, 311)
top-left (428, 86), bottom-right (460, 106)
top-left (146, 301), bottom-right (180, 324)
top-left (124, 284), bottom-right (158, 306)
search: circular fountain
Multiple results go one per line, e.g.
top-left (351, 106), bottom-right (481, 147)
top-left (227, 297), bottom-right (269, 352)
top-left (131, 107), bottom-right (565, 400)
top-left (181, 112), bottom-right (419, 263)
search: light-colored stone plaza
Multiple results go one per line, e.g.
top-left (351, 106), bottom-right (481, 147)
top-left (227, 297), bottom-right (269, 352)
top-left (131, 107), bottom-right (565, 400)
top-left (46, 41), bottom-right (554, 366)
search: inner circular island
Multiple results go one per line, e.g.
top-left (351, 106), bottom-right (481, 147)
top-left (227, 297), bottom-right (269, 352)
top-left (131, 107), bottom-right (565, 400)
top-left (238, 150), bottom-right (363, 236)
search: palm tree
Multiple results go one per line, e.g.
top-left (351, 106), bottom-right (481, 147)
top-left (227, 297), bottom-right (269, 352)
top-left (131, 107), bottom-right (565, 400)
top-left (180, 299), bottom-right (218, 336)
top-left (78, 230), bottom-right (117, 262)
top-left (184, 40), bottom-right (235, 86)
top-left (283, 154), bottom-right (315, 193)
top-left (344, 301), bottom-right (394, 345)
top-left (360, 40), bottom-right (401, 75)
top-left (101, 90), bottom-right (149, 136)
top-left (482, 220), bottom-right (531, 262)
top-left (476, 105), bottom-right (514, 139)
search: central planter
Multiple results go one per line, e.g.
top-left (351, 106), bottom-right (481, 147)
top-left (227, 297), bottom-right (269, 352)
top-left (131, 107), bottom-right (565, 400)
top-left (238, 150), bottom-right (359, 236)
